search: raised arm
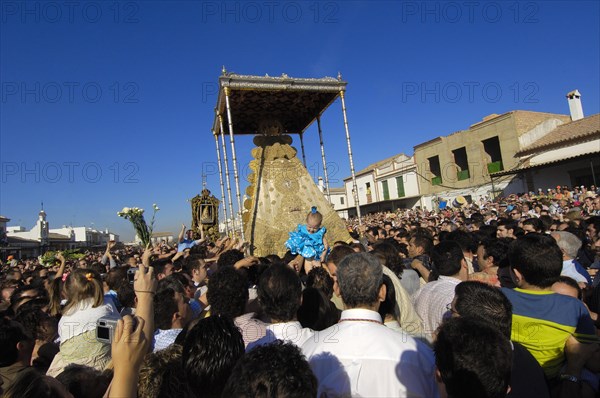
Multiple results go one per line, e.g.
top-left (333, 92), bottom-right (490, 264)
top-left (55, 252), bottom-right (67, 279)
top-left (135, 247), bottom-right (157, 352)
top-left (411, 258), bottom-right (431, 282)
top-left (320, 236), bottom-right (329, 263)
top-left (178, 224), bottom-right (186, 243)
top-left (108, 316), bottom-right (149, 398)
top-left (101, 241), bottom-right (117, 268)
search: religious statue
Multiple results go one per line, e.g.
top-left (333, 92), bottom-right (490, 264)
top-left (191, 188), bottom-right (220, 242)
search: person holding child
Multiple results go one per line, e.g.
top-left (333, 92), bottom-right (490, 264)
top-left (286, 207), bottom-right (329, 272)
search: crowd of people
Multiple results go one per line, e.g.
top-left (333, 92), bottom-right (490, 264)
top-left (1, 184), bottom-right (600, 397)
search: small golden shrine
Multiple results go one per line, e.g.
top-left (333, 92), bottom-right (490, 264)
top-left (190, 188), bottom-right (220, 242)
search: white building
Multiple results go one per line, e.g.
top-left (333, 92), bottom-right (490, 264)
top-left (341, 153), bottom-right (422, 217)
top-left (491, 112), bottom-right (599, 191)
top-left (327, 187), bottom-right (348, 218)
top-left (8, 210), bottom-right (53, 245)
top-left (0, 216), bottom-right (9, 245)
top-left (51, 226), bottom-right (119, 247)
top-left (134, 232), bottom-right (175, 246)
top-left (6, 210), bottom-right (74, 255)
top-left (7, 209), bottom-right (119, 251)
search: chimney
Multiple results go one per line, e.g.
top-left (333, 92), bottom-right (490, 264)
top-left (318, 177), bottom-right (324, 192)
top-left (566, 90), bottom-right (584, 121)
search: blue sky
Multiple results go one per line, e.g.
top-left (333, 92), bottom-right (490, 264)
top-left (1, 1), bottom-right (599, 240)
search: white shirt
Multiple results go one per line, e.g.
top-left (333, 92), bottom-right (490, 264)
top-left (153, 328), bottom-right (182, 352)
top-left (561, 259), bottom-right (588, 284)
top-left (246, 321), bottom-right (314, 351)
top-left (302, 309), bottom-right (439, 398)
top-left (413, 275), bottom-right (462, 339)
top-left (59, 298), bottom-right (117, 343)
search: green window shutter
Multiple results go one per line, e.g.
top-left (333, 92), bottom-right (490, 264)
top-left (382, 181), bottom-right (390, 200)
top-left (396, 177), bottom-right (405, 197)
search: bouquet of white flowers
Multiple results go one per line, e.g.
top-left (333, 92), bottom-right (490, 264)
top-left (118, 204), bottom-right (159, 248)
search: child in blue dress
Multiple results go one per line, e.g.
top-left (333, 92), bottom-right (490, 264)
top-left (286, 207), bottom-right (329, 270)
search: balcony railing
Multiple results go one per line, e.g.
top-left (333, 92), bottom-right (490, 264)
top-left (457, 169), bottom-right (470, 181)
top-left (487, 161), bottom-right (504, 174)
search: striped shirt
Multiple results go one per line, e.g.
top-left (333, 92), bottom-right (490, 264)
top-left (502, 287), bottom-right (596, 378)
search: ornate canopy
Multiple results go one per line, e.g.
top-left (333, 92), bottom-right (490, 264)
top-left (210, 70), bottom-right (362, 242)
top-left (212, 72), bottom-right (347, 136)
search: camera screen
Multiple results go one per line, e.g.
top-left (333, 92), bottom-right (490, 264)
top-left (97, 326), bottom-right (110, 340)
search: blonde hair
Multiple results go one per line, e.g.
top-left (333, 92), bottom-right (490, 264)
top-left (62, 268), bottom-right (104, 314)
top-left (47, 277), bottom-right (64, 317)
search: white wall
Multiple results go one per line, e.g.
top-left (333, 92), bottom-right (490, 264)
top-left (328, 191), bottom-right (347, 210)
top-left (377, 170), bottom-right (420, 200)
top-left (344, 173), bottom-right (376, 207)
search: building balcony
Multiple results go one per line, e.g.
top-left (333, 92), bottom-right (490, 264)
top-left (487, 161), bottom-right (504, 174)
top-left (457, 169), bottom-right (470, 181)
top-left (431, 176), bottom-right (443, 186)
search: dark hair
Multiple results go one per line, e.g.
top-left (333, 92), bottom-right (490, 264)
top-left (555, 276), bottom-right (583, 300)
top-left (497, 218), bottom-right (517, 232)
top-left (479, 238), bottom-right (511, 268)
top-left (522, 217), bottom-right (545, 233)
top-left (538, 215), bottom-right (554, 232)
top-left (454, 281), bottom-right (512, 337)
top-left (257, 265), bottom-right (302, 321)
top-left (207, 266), bottom-right (249, 318)
top-left (157, 275), bottom-right (185, 295)
top-left (371, 242), bottom-right (403, 277)
top-left (10, 285), bottom-right (46, 313)
top-left (476, 225), bottom-right (497, 241)
top-left (152, 260), bottom-right (172, 277)
top-left (350, 242), bottom-right (366, 252)
top-left (184, 254), bottom-right (205, 274)
top-left (327, 245), bottom-right (355, 266)
top-left (138, 344), bottom-right (193, 398)
top-left (306, 267), bottom-right (334, 299)
top-left (0, 318), bottom-right (32, 367)
top-left (14, 307), bottom-right (57, 343)
top-left (2, 368), bottom-right (64, 398)
top-left (586, 216), bottom-right (600, 236)
top-left (116, 283), bottom-right (136, 309)
top-left (105, 267), bottom-right (128, 291)
top-left (378, 274), bottom-right (396, 321)
top-left (56, 364), bottom-right (112, 398)
top-left (410, 234), bottom-right (433, 255)
top-left (446, 230), bottom-right (478, 254)
top-left (430, 241), bottom-right (464, 277)
top-left (508, 233), bottom-right (562, 288)
top-left (153, 288), bottom-right (178, 330)
top-left (182, 315), bottom-right (244, 398)
top-left (297, 287), bottom-right (339, 331)
top-left (217, 250), bottom-right (245, 268)
top-left (222, 340), bottom-right (318, 397)
top-left (434, 317), bottom-right (512, 398)
top-left (189, 244), bottom-right (208, 258)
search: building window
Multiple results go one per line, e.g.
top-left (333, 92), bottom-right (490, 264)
top-left (428, 156), bottom-right (442, 185)
top-left (482, 136), bottom-right (504, 173)
top-left (452, 147), bottom-right (470, 181)
top-left (396, 176), bottom-right (405, 197)
top-left (340, 197), bottom-right (344, 205)
top-left (382, 181), bottom-right (390, 200)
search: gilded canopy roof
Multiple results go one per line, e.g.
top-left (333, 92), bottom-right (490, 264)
top-left (212, 72), bottom-right (347, 135)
